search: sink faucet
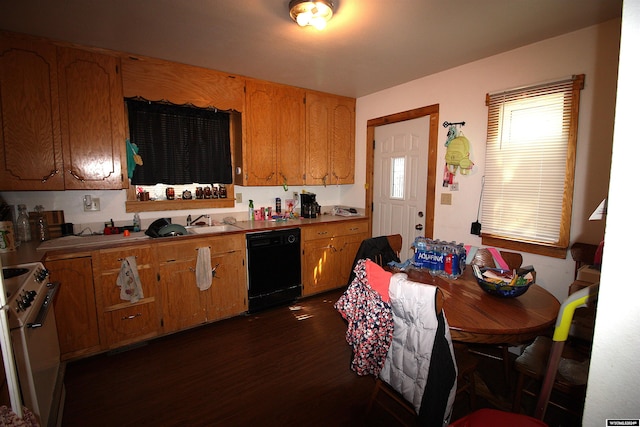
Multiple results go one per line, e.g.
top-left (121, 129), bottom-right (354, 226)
top-left (187, 214), bottom-right (210, 226)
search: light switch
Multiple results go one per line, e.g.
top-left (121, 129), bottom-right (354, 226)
top-left (441, 193), bottom-right (452, 205)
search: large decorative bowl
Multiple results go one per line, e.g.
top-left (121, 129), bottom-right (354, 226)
top-left (474, 267), bottom-right (532, 298)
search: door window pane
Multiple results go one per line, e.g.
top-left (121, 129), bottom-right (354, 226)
top-left (391, 157), bottom-right (405, 199)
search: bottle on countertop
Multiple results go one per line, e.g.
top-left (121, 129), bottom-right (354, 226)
top-left (16, 204), bottom-right (31, 244)
top-left (248, 200), bottom-right (255, 221)
top-left (34, 205), bottom-right (49, 241)
top-left (133, 213), bottom-right (141, 232)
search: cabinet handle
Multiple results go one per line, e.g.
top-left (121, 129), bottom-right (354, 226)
top-left (266, 172), bottom-right (275, 182)
top-left (41, 169), bottom-right (59, 183)
top-left (122, 313), bottom-right (142, 320)
top-left (117, 256), bottom-right (137, 261)
top-left (189, 263), bottom-right (221, 278)
top-left (322, 173), bottom-right (328, 187)
top-left (67, 169), bottom-right (86, 182)
top-left (317, 231), bottom-right (328, 236)
top-left (333, 172), bottom-right (340, 185)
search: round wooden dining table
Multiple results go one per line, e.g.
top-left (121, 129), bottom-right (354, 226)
top-left (407, 267), bottom-right (560, 345)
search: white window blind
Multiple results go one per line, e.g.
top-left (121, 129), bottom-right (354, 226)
top-left (482, 75), bottom-right (584, 248)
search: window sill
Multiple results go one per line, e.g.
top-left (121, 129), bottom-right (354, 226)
top-left (126, 198), bottom-right (235, 213)
top-left (481, 235), bottom-right (568, 259)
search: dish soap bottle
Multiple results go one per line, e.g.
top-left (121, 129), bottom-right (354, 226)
top-left (16, 204), bottom-right (31, 244)
top-left (248, 200), bottom-right (255, 221)
top-left (34, 205), bottom-right (49, 241)
top-left (133, 213), bottom-right (141, 232)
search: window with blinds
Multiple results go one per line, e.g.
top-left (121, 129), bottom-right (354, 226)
top-left (481, 75), bottom-right (584, 257)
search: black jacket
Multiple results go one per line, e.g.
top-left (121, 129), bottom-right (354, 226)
top-left (347, 236), bottom-right (401, 285)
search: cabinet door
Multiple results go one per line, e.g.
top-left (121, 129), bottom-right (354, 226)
top-left (244, 80), bottom-right (278, 185)
top-left (57, 47), bottom-right (126, 189)
top-left (302, 237), bottom-right (341, 296)
top-left (336, 233), bottom-right (369, 286)
top-left (305, 92), bottom-right (332, 186)
top-left (305, 92), bottom-right (355, 185)
top-left (159, 258), bottom-right (207, 333)
top-left (203, 245), bottom-right (247, 320)
top-left (47, 257), bottom-right (100, 359)
top-left (329, 97), bottom-right (355, 184)
top-left (276, 86), bottom-right (305, 186)
top-left (244, 81), bottom-right (305, 186)
top-left (0, 35), bottom-right (64, 190)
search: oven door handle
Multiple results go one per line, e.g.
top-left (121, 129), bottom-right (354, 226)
top-left (26, 282), bottom-right (59, 329)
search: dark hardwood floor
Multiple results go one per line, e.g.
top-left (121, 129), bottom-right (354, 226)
top-left (61, 289), bottom-right (581, 426)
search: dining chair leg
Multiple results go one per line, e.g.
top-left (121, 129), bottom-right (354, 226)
top-left (512, 372), bottom-right (526, 413)
top-left (502, 346), bottom-right (511, 389)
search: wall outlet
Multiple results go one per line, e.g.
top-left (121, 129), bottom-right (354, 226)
top-left (236, 192), bottom-right (242, 203)
top-left (293, 192), bottom-right (299, 202)
top-left (441, 193), bottom-right (452, 205)
top-left (84, 198), bottom-right (100, 211)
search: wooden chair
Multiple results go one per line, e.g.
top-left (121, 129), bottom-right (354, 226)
top-left (365, 235), bottom-right (477, 425)
top-left (512, 284), bottom-right (599, 422)
top-left (569, 242), bottom-right (598, 279)
top-left (468, 248), bottom-right (524, 388)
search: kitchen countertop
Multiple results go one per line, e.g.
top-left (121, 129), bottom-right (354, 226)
top-left (1, 214), bottom-right (367, 266)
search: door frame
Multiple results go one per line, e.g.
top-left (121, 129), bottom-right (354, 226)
top-left (365, 104), bottom-right (439, 240)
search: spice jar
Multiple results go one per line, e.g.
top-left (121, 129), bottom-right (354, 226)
top-left (166, 187), bottom-right (175, 200)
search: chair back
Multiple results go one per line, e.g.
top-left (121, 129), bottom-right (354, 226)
top-left (534, 283), bottom-right (599, 419)
top-left (570, 242), bottom-right (599, 279)
top-left (470, 248), bottom-right (523, 270)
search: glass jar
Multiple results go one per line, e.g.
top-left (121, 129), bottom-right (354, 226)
top-left (16, 204), bottom-right (31, 243)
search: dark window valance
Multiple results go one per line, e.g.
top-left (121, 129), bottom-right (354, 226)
top-left (126, 98), bottom-right (233, 185)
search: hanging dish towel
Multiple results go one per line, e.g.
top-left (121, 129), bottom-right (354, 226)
top-left (117, 256), bottom-right (144, 303)
top-left (196, 247), bottom-right (212, 291)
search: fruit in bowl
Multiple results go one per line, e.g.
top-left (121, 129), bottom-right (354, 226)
top-left (472, 265), bottom-right (535, 298)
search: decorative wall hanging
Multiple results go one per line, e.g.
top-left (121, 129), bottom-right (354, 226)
top-left (443, 121), bottom-right (474, 181)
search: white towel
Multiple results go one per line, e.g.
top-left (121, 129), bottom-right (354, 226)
top-left (196, 247), bottom-right (212, 291)
top-left (117, 256), bottom-right (144, 303)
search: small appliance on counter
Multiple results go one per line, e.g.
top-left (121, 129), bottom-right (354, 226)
top-left (300, 192), bottom-right (320, 218)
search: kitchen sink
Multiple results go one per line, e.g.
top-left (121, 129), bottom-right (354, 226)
top-left (186, 224), bottom-right (241, 235)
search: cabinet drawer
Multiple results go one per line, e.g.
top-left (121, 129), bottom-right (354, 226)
top-left (333, 220), bottom-right (369, 237)
top-left (103, 302), bottom-right (158, 347)
top-left (302, 220), bottom-right (369, 241)
top-left (156, 234), bottom-right (244, 262)
top-left (97, 245), bottom-right (155, 270)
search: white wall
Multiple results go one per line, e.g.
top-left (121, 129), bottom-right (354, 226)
top-left (0, 184), bottom-right (343, 232)
top-left (583, 1), bottom-right (640, 424)
top-left (350, 19), bottom-right (621, 300)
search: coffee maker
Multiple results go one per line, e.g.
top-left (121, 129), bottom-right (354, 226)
top-left (300, 192), bottom-right (318, 218)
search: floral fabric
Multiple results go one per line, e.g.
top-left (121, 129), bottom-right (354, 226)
top-left (335, 259), bottom-right (393, 376)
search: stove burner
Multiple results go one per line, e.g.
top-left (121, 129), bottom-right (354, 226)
top-left (2, 267), bottom-right (30, 280)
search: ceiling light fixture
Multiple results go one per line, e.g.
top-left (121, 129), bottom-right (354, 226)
top-left (289, 0), bottom-right (334, 31)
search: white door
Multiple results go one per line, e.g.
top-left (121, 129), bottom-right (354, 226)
top-left (373, 117), bottom-right (430, 262)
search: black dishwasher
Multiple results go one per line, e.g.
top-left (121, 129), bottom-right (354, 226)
top-left (246, 228), bottom-right (301, 313)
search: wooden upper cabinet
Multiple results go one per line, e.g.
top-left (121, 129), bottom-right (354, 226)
top-left (241, 80), bottom-right (305, 186)
top-left (305, 92), bottom-right (355, 185)
top-left (0, 34), bottom-right (65, 190)
top-left (57, 47), bottom-right (126, 189)
top-left (121, 56), bottom-right (245, 112)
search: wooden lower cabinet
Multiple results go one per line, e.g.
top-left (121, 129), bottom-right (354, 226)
top-left (302, 220), bottom-right (369, 296)
top-left (157, 233), bottom-right (247, 334)
top-left (47, 256), bottom-right (101, 360)
top-left (93, 244), bottom-right (160, 349)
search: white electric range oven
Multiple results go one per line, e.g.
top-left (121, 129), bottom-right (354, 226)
top-left (1, 262), bottom-right (64, 426)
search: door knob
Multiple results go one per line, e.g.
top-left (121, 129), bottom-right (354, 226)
top-left (415, 224), bottom-right (424, 230)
